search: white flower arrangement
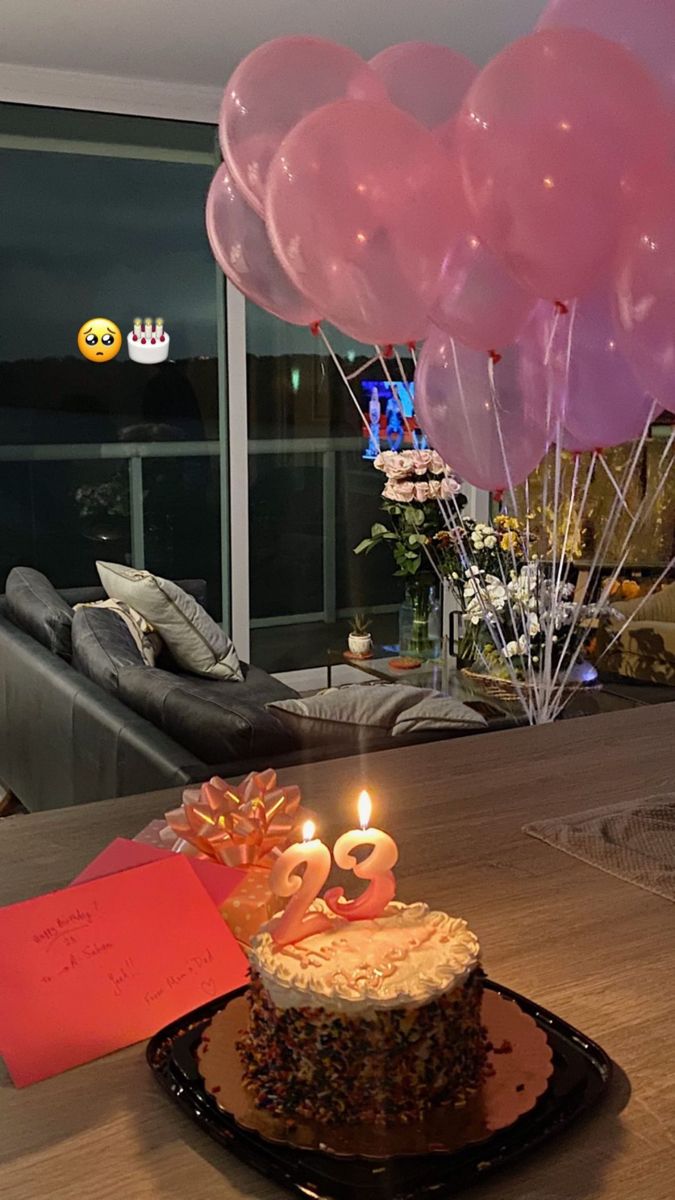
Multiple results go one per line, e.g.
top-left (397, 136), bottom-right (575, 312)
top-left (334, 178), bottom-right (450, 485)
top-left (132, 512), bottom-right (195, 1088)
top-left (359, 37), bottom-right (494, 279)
top-left (462, 563), bottom-right (621, 671)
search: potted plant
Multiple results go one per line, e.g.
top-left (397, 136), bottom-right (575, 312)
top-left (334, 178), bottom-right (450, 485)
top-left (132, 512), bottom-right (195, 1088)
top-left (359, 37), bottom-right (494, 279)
top-left (348, 614), bottom-right (372, 656)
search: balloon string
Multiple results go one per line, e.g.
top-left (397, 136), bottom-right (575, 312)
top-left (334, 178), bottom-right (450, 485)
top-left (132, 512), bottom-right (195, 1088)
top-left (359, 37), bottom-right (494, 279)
top-left (393, 348), bottom-right (415, 416)
top-left (551, 418), bottom-right (670, 709)
top-left (315, 325), bottom-right (375, 448)
top-left (451, 338), bottom-right (484, 473)
top-left (541, 451), bottom-right (586, 718)
top-left (539, 303), bottom-right (577, 719)
top-left (659, 425), bottom-right (675, 469)
top-left (486, 355), bottom-right (538, 722)
top-left (543, 450), bottom-right (598, 709)
top-left (442, 494), bottom-right (535, 722)
top-left (565, 398), bottom-right (658, 628)
top-left (345, 353), bottom-right (382, 381)
top-left (600, 447), bottom-right (674, 602)
top-left (374, 345), bottom-right (414, 437)
top-left (597, 454), bottom-right (634, 518)
top-left (543, 307), bottom-right (561, 367)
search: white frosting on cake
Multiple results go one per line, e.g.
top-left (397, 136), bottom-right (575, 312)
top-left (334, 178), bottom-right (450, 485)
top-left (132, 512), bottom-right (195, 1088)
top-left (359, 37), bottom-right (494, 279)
top-left (248, 899), bottom-right (480, 1013)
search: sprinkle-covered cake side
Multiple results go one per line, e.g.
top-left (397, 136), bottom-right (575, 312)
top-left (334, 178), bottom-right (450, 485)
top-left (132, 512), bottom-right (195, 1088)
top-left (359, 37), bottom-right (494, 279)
top-left (236, 900), bottom-right (488, 1125)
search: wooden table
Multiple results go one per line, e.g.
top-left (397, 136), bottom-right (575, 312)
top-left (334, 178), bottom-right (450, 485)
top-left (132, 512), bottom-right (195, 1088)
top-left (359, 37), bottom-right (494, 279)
top-left (1, 703), bottom-right (674, 1199)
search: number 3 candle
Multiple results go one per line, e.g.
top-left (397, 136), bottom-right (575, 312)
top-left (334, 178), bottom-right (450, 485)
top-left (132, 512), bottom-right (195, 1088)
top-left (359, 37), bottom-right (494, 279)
top-left (269, 821), bottom-right (332, 946)
top-left (325, 791), bottom-right (398, 921)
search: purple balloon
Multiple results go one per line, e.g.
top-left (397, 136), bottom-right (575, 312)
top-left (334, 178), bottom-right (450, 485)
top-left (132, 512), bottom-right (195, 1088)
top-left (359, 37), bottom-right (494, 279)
top-left (205, 164), bottom-right (318, 326)
top-left (369, 42), bottom-right (477, 129)
top-left (415, 331), bottom-right (548, 491)
top-left (538, 0), bottom-right (675, 108)
top-left (519, 291), bottom-right (656, 451)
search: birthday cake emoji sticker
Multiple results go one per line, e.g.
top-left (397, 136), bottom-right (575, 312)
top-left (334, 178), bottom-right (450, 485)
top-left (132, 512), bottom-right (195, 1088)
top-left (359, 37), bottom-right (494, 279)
top-left (127, 316), bottom-right (170, 364)
top-left (77, 318), bottom-right (122, 363)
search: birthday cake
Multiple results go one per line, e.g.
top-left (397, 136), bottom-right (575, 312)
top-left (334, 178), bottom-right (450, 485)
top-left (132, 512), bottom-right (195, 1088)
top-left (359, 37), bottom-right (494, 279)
top-left (236, 898), bottom-right (487, 1125)
top-left (127, 316), bottom-right (170, 364)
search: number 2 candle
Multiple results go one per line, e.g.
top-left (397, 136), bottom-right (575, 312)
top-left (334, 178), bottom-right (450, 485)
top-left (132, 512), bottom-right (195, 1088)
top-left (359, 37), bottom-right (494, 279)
top-left (269, 821), bottom-right (332, 946)
top-left (325, 791), bottom-right (398, 921)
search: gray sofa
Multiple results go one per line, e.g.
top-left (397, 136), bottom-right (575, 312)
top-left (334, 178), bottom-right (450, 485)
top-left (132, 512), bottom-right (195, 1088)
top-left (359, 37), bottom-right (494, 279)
top-left (0, 568), bottom-right (299, 811)
top-left (0, 567), bottom-right (507, 814)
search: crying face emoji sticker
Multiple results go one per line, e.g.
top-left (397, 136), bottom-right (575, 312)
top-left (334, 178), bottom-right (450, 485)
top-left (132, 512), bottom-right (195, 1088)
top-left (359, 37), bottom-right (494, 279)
top-left (77, 318), bottom-right (122, 363)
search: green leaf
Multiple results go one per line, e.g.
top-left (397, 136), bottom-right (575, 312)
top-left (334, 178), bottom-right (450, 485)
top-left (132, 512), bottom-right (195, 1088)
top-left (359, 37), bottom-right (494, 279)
top-left (412, 508), bottom-right (425, 526)
top-left (353, 539), bottom-right (373, 555)
top-left (370, 522), bottom-right (388, 536)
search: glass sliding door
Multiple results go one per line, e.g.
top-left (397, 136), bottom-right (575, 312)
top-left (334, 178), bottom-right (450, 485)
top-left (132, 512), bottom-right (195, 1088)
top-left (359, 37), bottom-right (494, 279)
top-left (0, 104), bottom-right (229, 621)
top-left (245, 305), bottom-right (404, 673)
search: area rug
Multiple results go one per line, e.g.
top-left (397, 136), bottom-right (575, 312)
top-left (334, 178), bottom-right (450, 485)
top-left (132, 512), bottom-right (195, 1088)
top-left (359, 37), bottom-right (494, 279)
top-left (523, 794), bottom-right (675, 903)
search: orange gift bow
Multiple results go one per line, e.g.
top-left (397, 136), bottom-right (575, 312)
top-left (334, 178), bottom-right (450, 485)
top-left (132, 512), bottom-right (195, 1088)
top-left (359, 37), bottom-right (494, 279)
top-left (164, 769), bottom-right (301, 868)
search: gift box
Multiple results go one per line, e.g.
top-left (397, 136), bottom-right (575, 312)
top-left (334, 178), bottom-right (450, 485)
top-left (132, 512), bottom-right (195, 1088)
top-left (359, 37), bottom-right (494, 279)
top-left (133, 818), bottom-right (186, 853)
top-left (220, 866), bottom-right (280, 948)
top-left (135, 769), bottom-right (302, 947)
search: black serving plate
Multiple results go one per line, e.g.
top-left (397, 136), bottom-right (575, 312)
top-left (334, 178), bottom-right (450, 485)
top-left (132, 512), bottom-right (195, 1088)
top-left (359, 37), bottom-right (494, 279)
top-left (146, 980), bottom-right (612, 1200)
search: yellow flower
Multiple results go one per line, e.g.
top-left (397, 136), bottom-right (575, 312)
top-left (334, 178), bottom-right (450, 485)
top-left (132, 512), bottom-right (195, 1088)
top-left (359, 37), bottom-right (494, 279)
top-left (494, 514), bottom-right (521, 532)
top-left (500, 531), bottom-right (519, 552)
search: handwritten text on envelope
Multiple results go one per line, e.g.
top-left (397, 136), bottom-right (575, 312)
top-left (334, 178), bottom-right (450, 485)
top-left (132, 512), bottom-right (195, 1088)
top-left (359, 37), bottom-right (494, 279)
top-left (0, 855), bottom-right (248, 1086)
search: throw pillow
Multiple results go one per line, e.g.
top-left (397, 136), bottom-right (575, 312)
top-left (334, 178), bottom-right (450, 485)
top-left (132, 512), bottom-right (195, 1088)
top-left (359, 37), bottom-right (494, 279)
top-left (268, 683), bottom-right (484, 751)
top-left (392, 694), bottom-right (486, 736)
top-left (96, 561), bottom-right (243, 681)
top-left (74, 598), bottom-right (161, 666)
top-left (5, 566), bottom-right (74, 659)
top-left (612, 581), bottom-right (675, 625)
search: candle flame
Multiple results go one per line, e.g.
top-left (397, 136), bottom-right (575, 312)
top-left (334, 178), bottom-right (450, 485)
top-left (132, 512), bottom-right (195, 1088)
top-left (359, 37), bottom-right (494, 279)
top-left (302, 820), bottom-right (316, 842)
top-left (358, 790), bottom-right (371, 831)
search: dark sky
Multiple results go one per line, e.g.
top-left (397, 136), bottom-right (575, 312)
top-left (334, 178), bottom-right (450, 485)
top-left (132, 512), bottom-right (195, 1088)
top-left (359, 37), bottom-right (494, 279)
top-left (0, 147), bottom-right (218, 362)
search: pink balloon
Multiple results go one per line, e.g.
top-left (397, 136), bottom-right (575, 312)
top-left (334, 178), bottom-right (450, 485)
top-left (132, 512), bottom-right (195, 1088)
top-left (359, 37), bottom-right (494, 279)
top-left (430, 218), bottom-right (536, 351)
top-left (205, 164), bottom-right (318, 326)
top-left (614, 180), bottom-right (675, 415)
top-left (538, 0), bottom-right (675, 109)
top-left (369, 42), bottom-right (477, 129)
top-left (415, 331), bottom-right (548, 490)
top-left (220, 37), bottom-right (385, 215)
top-left (429, 125), bottom-right (535, 350)
top-left (267, 100), bottom-right (456, 345)
top-left (457, 29), bottom-right (670, 301)
top-left (519, 292), bottom-right (655, 451)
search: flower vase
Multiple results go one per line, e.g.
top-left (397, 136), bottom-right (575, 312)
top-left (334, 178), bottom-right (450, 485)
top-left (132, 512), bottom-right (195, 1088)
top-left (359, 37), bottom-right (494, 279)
top-left (399, 580), bottom-right (440, 660)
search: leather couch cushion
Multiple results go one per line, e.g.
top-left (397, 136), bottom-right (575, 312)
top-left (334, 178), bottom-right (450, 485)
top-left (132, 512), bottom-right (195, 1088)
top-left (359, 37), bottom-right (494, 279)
top-left (97, 561), bottom-right (242, 681)
top-left (5, 567), bottom-right (74, 659)
top-left (117, 666), bottom-right (298, 764)
top-left (71, 605), bottom-right (147, 693)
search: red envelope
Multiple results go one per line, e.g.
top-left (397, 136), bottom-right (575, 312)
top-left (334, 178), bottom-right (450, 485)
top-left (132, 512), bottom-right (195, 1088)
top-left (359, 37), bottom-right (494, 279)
top-left (0, 855), bottom-right (249, 1087)
top-left (72, 837), bottom-right (245, 910)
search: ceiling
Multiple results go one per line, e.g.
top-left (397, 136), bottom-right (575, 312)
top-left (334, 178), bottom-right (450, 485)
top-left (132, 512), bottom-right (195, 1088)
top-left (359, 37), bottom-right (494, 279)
top-left (1, 1), bottom-right (547, 118)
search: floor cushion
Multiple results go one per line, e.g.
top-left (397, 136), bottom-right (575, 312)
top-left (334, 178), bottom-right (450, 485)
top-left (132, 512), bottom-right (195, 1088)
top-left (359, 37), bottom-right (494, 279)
top-left (268, 683), bottom-right (485, 752)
